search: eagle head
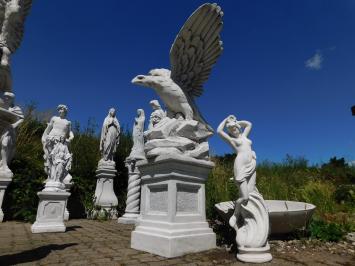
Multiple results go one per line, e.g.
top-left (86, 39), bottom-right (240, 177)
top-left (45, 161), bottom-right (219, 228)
top-left (132, 68), bottom-right (172, 89)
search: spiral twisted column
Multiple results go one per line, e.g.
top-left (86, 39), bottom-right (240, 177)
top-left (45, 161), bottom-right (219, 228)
top-left (125, 161), bottom-right (141, 214)
top-left (118, 159), bottom-right (142, 224)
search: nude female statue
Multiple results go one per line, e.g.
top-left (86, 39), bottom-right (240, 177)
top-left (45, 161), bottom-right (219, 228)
top-left (217, 115), bottom-right (256, 227)
top-left (217, 115), bottom-right (271, 261)
top-left (42, 104), bottom-right (74, 178)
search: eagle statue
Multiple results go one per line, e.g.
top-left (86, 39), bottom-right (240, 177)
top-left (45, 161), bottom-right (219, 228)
top-left (132, 3), bottom-right (223, 132)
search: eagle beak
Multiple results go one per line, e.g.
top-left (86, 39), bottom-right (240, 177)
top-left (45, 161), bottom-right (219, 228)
top-left (131, 75), bottom-right (147, 84)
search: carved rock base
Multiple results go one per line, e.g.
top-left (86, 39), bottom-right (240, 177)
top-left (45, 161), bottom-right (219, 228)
top-left (31, 191), bottom-right (70, 233)
top-left (131, 155), bottom-right (216, 258)
top-left (0, 177), bottom-right (11, 222)
top-left (237, 244), bottom-right (273, 263)
top-left (94, 165), bottom-right (118, 218)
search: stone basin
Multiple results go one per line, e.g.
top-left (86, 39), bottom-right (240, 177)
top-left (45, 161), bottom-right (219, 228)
top-left (0, 107), bottom-right (22, 132)
top-left (215, 200), bottom-right (316, 235)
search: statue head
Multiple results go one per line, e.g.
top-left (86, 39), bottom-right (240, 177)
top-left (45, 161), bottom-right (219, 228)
top-left (150, 110), bottom-right (164, 127)
top-left (3, 91), bottom-right (14, 108)
top-left (131, 68), bottom-right (171, 89)
top-left (59, 135), bottom-right (65, 143)
top-left (137, 108), bottom-right (145, 117)
top-left (57, 104), bottom-right (68, 118)
top-left (109, 108), bottom-right (116, 117)
top-left (226, 115), bottom-right (241, 137)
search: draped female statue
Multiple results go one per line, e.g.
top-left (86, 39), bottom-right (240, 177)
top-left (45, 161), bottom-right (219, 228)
top-left (99, 108), bottom-right (120, 164)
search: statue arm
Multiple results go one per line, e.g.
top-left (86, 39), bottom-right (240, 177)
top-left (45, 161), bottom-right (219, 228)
top-left (67, 122), bottom-right (74, 142)
top-left (238, 120), bottom-right (252, 137)
top-left (12, 117), bottom-right (24, 129)
top-left (217, 118), bottom-right (234, 147)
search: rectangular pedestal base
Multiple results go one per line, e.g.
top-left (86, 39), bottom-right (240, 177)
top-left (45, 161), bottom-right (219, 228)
top-left (31, 191), bottom-right (70, 233)
top-left (31, 222), bottom-right (66, 233)
top-left (131, 225), bottom-right (216, 258)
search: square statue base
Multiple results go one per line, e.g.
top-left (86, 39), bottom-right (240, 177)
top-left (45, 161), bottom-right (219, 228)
top-left (31, 190), bottom-right (70, 233)
top-left (131, 155), bottom-right (216, 258)
top-left (0, 178), bottom-right (12, 222)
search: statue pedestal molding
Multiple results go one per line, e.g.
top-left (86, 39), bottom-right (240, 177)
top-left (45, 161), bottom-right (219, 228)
top-left (31, 191), bottom-right (70, 233)
top-left (237, 244), bottom-right (272, 263)
top-left (94, 164), bottom-right (118, 218)
top-left (63, 179), bottom-right (72, 221)
top-left (0, 177), bottom-right (11, 222)
top-left (131, 155), bottom-right (216, 258)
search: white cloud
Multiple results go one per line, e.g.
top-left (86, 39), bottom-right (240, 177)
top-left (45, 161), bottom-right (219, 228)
top-left (305, 51), bottom-right (323, 70)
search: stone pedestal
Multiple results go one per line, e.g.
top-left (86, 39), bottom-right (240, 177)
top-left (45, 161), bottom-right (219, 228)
top-left (94, 164), bottom-right (118, 218)
top-left (118, 160), bottom-right (141, 224)
top-left (63, 176), bottom-right (73, 221)
top-left (237, 244), bottom-right (273, 263)
top-left (0, 177), bottom-right (11, 222)
top-left (31, 191), bottom-right (70, 233)
top-left (131, 155), bottom-right (216, 258)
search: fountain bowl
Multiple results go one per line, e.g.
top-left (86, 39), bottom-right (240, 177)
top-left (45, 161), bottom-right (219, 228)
top-left (215, 200), bottom-right (316, 235)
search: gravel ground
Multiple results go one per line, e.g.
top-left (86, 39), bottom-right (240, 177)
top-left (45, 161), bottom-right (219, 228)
top-left (0, 219), bottom-right (354, 265)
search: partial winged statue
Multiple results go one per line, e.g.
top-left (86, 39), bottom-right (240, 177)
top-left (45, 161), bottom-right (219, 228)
top-left (132, 3), bottom-right (223, 131)
top-left (0, 0), bottom-right (32, 92)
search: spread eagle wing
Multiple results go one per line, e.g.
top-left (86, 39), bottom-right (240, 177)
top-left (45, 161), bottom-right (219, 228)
top-left (0, 1), bottom-right (7, 32)
top-left (0, 0), bottom-right (32, 53)
top-left (169, 3), bottom-right (223, 131)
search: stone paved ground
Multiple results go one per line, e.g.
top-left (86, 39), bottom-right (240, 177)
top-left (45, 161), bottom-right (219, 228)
top-left (0, 219), bottom-right (354, 266)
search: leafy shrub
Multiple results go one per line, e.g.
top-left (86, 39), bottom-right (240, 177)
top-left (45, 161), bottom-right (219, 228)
top-left (334, 184), bottom-right (355, 205)
top-left (309, 218), bottom-right (346, 242)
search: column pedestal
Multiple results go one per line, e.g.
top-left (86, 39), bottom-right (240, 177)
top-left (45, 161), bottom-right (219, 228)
top-left (94, 165), bottom-right (118, 218)
top-left (131, 155), bottom-right (216, 258)
top-left (31, 190), bottom-right (70, 233)
top-left (118, 161), bottom-right (141, 224)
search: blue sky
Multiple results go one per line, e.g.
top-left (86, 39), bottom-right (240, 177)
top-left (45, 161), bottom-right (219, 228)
top-left (11, 0), bottom-right (355, 164)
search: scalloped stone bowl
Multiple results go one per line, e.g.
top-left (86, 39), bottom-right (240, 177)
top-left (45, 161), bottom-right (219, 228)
top-left (0, 107), bottom-right (21, 132)
top-left (215, 200), bottom-right (316, 235)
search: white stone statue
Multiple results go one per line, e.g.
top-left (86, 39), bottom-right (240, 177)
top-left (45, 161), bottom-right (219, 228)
top-left (131, 3), bottom-right (223, 162)
top-left (127, 109), bottom-right (145, 161)
top-left (99, 108), bottom-right (120, 165)
top-left (148, 100), bottom-right (166, 130)
top-left (118, 109), bottom-right (146, 224)
top-left (93, 108), bottom-right (120, 218)
top-left (0, 0), bottom-right (32, 93)
top-left (131, 3), bottom-right (221, 258)
top-left (32, 104), bottom-right (73, 233)
top-left (41, 104), bottom-right (74, 192)
top-left (0, 92), bottom-right (23, 178)
top-left (217, 115), bottom-right (272, 263)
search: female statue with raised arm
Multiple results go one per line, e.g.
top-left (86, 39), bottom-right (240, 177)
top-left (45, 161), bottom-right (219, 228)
top-left (217, 115), bottom-right (256, 223)
top-left (99, 108), bottom-right (120, 164)
top-left (217, 115), bottom-right (272, 263)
